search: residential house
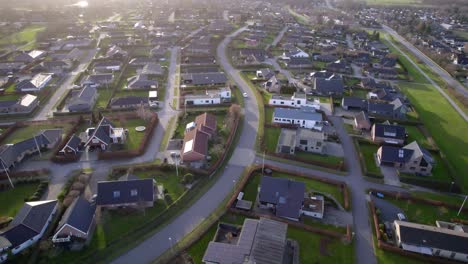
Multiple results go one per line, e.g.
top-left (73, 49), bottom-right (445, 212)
top-left (184, 87), bottom-right (231, 106)
top-left (371, 123), bottom-right (406, 145)
top-left (127, 74), bottom-right (158, 89)
top-left (13, 50), bottom-right (45, 63)
top-left (0, 200), bottom-right (58, 258)
top-left (263, 74), bottom-right (281, 93)
top-left (129, 57), bottom-right (154, 67)
top-left (96, 179), bottom-right (156, 209)
top-left (390, 98), bottom-right (409, 119)
top-left (84, 117), bottom-right (127, 151)
top-left (272, 106), bottom-right (323, 131)
top-left (367, 101), bottom-right (395, 118)
top-left (285, 57), bottom-right (313, 69)
top-left (341, 97), bottom-right (367, 111)
top-left (109, 96), bottom-right (149, 109)
top-left (295, 128), bottom-right (326, 154)
top-left (138, 63), bottom-right (164, 76)
top-left (93, 60), bottom-right (122, 73)
top-left (105, 45), bottom-right (128, 60)
top-left (202, 218), bottom-right (288, 264)
top-left (238, 49), bottom-right (267, 62)
top-left (0, 94), bottom-right (38, 115)
top-left (283, 48), bottom-right (309, 59)
top-left (256, 68), bottom-right (274, 79)
top-left (0, 62), bottom-right (26, 75)
top-left (394, 220), bottom-right (468, 262)
top-left (16, 73), bottom-right (53, 92)
top-left (58, 134), bottom-right (82, 157)
top-left (326, 60), bottom-right (351, 74)
top-left (181, 113), bottom-right (217, 168)
top-left (38, 61), bottom-right (72, 74)
top-left (377, 141), bottom-right (434, 175)
top-left (182, 56), bottom-right (216, 65)
top-left (276, 128), bottom-right (297, 155)
top-left (0, 130), bottom-right (62, 171)
top-left (354, 111), bottom-right (371, 130)
top-left (312, 77), bottom-right (345, 96)
top-left (258, 176), bottom-right (305, 221)
top-left (269, 93), bottom-right (320, 110)
top-left (182, 72), bottom-right (227, 86)
top-left (52, 197), bottom-right (96, 245)
top-left (81, 74), bottom-right (114, 87)
top-left (68, 85), bottom-right (98, 112)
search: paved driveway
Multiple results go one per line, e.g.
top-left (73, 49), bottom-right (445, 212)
top-left (371, 197), bottom-right (404, 223)
top-left (380, 165), bottom-right (401, 187)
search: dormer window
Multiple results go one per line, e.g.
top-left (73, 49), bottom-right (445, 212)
top-left (113, 191), bottom-right (120, 198)
top-left (131, 189), bottom-right (138, 197)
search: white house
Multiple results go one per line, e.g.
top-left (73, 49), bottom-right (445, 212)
top-left (184, 87), bottom-right (231, 106)
top-left (301, 195), bottom-right (324, 219)
top-left (269, 92), bottom-right (320, 110)
top-left (16, 73), bottom-right (53, 92)
top-left (283, 48), bottom-right (309, 59)
top-left (272, 106), bottom-right (323, 131)
top-left (0, 200), bottom-right (58, 260)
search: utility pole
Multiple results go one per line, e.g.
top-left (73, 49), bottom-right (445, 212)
top-left (174, 155), bottom-right (179, 177)
top-left (457, 195), bottom-right (467, 216)
top-left (1, 160), bottom-right (14, 188)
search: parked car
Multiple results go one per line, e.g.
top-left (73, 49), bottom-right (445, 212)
top-left (243, 92), bottom-right (248, 98)
top-left (397, 213), bottom-right (406, 221)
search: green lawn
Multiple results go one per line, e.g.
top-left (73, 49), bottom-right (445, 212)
top-left (287, 227), bottom-right (355, 264)
top-left (3, 83), bottom-right (16, 93)
top-left (357, 142), bottom-right (383, 177)
top-left (263, 126), bottom-right (281, 153)
top-left (243, 171), bottom-right (345, 207)
top-left (411, 191), bottom-right (465, 205)
top-left (0, 94), bottom-right (22, 101)
top-left (133, 170), bottom-right (186, 201)
top-left (388, 197), bottom-right (468, 226)
top-left (0, 183), bottom-right (38, 217)
top-left (0, 25), bottom-right (45, 49)
top-left (264, 107), bottom-right (274, 124)
top-left (404, 125), bottom-right (431, 149)
top-left (350, 89), bottom-right (368, 99)
top-left (116, 118), bottom-right (147, 150)
top-left (398, 82), bottom-right (468, 191)
top-left (94, 89), bottom-right (113, 109)
top-left (2, 123), bottom-right (71, 144)
top-left (295, 151), bottom-right (344, 166)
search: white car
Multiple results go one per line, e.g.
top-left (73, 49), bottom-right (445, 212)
top-left (397, 213), bottom-right (406, 221)
top-left (242, 92), bottom-right (248, 98)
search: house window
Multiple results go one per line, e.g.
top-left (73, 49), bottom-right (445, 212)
top-left (280, 102), bottom-right (284, 105)
top-left (316, 142), bottom-right (322, 147)
top-left (273, 101), bottom-right (276, 104)
top-left (421, 168), bottom-right (426, 172)
top-left (130, 189), bottom-right (138, 197)
top-left (113, 191), bottom-right (120, 198)
top-left (299, 140), bottom-right (307, 145)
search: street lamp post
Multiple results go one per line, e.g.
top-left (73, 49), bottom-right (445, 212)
top-left (450, 181), bottom-right (455, 192)
top-left (168, 237), bottom-right (173, 254)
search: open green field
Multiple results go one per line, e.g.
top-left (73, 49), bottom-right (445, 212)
top-left (388, 197), bottom-right (468, 225)
top-left (0, 183), bottom-right (38, 217)
top-left (242, 171), bottom-right (345, 207)
top-left (2, 123), bottom-right (71, 144)
top-left (263, 126), bottom-right (281, 153)
top-left (404, 125), bottom-right (431, 149)
top-left (398, 82), bottom-right (468, 191)
top-left (0, 25), bottom-right (45, 50)
top-left (94, 89), bottom-right (113, 109)
top-left (288, 227), bottom-right (355, 264)
top-left (356, 142), bottom-right (383, 177)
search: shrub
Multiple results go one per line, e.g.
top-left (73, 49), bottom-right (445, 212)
top-left (181, 173), bottom-right (194, 184)
top-left (71, 182), bottom-right (85, 192)
top-left (164, 194), bottom-right (173, 205)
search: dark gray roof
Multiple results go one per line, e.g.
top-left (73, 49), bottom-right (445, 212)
top-left (273, 107), bottom-right (322, 122)
top-left (127, 75), bottom-right (158, 89)
top-left (1, 224), bottom-right (38, 248)
top-left (0, 100), bottom-right (17, 108)
top-left (180, 67), bottom-right (220, 74)
top-left (379, 145), bottom-right (413, 163)
top-left (87, 117), bottom-right (115, 145)
top-left (185, 72), bottom-right (227, 85)
top-left (259, 176), bottom-right (305, 219)
top-left (396, 220), bottom-right (468, 254)
top-left (314, 78), bottom-right (344, 94)
top-left (96, 179), bottom-right (154, 206)
top-left (83, 74), bottom-right (113, 85)
top-left (404, 141), bottom-right (434, 164)
top-left (57, 197), bottom-right (95, 233)
top-left (94, 60), bottom-right (121, 68)
top-left (342, 97), bottom-right (367, 109)
top-left (287, 57), bottom-right (312, 65)
top-left (10, 200), bottom-right (57, 233)
top-left (141, 63), bottom-right (164, 75)
top-left (64, 134), bottom-right (82, 150)
top-left (373, 123), bottom-right (406, 140)
top-left (368, 102), bottom-right (394, 115)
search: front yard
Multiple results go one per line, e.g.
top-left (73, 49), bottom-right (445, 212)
top-left (2, 123), bottom-right (73, 144)
top-left (356, 141), bottom-right (383, 177)
top-left (0, 183), bottom-right (39, 217)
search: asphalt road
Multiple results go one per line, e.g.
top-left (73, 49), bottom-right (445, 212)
top-left (382, 32), bottom-right (468, 122)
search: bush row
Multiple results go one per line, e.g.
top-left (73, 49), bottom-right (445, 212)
top-left (25, 181), bottom-right (49, 202)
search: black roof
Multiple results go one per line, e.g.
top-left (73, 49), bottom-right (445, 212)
top-left (342, 97), bottom-right (367, 109)
top-left (379, 145), bottom-right (413, 163)
top-left (259, 176), bottom-right (305, 219)
top-left (1, 224), bottom-right (38, 248)
top-left (314, 78), bottom-right (344, 94)
top-left (96, 179), bottom-right (154, 206)
top-left (396, 221), bottom-right (468, 254)
top-left (368, 102), bottom-right (394, 114)
top-left (57, 197), bottom-right (95, 233)
top-left (373, 123), bottom-right (406, 140)
top-left (65, 134), bottom-right (82, 150)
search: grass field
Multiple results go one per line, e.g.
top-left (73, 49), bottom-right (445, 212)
top-left (2, 123), bottom-right (71, 144)
top-left (404, 125), bottom-right (431, 149)
top-left (0, 25), bottom-right (45, 50)
top-left (114, 118), bottom-right (147, 150)
top-left (288, 227), bottom-right (355, 264)
top-left (357, 142), bottom-right (383, 177)
top-left (134, 170), bottom-right (186, 201)
top-left (295, 151), bottom-right (344, 166)
top-left (263, 126), bottom-right (281, 153)
top-left (94, 89), bottom-right (113, 109)
top-left (0, 183), bottom-right (38, 217)
top-left (398, 82), bottom-right (468, 190)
